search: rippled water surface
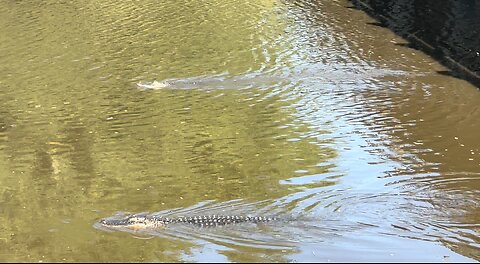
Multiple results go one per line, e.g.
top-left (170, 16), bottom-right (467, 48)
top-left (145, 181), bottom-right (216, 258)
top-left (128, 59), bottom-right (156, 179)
top-left (0, 0), bottom-right (479, 262)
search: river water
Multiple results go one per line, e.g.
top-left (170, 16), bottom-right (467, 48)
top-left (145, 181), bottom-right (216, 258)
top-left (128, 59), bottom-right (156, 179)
top-left (0, 0), bottom-right (479, 262)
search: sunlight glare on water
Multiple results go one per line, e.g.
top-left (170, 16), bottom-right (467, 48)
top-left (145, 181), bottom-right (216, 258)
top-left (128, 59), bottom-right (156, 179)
top-left (0, 0), bottom-right (479, 262)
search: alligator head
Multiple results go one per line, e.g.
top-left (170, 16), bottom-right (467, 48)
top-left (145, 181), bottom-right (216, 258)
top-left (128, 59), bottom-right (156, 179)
top-left (99, 215), bottom-right (167, 231)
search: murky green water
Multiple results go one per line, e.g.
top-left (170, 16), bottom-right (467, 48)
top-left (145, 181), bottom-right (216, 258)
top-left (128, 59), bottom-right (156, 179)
top-left (0, 0), bottom-right (479, 262)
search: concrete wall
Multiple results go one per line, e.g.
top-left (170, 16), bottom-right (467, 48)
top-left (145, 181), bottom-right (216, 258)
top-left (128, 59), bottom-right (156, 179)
top-left (350, 0), bottom-right (480, 87)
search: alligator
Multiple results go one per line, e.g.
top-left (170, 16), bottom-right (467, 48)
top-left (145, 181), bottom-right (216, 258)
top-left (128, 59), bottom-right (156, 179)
top-left (135, 72), bottom-right (284, 91)
top-left (99, 214), bottom-right (277, 231)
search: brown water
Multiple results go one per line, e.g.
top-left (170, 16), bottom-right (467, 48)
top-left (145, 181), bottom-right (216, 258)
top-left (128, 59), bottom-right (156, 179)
top-left (0, 0), bottom-right (479, 262)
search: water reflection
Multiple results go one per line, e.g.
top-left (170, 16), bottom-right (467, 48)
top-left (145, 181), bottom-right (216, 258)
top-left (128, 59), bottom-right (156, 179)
top-left (349, 0), bottom-right (480, 87)
top-left (0, 0), bottom-right (479, 262)
top-left (296, 0), bottom-right (480, 259)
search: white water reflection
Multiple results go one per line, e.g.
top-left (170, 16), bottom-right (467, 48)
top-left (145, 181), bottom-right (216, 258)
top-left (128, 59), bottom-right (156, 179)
top-left (1, 0), bottom-right (479, 262)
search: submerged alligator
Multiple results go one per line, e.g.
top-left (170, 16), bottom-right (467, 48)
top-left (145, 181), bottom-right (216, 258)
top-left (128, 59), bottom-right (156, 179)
top-left (99, 214), bottom-right (277, 231)
top-left (135, 67), bottom-right (411, 91)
